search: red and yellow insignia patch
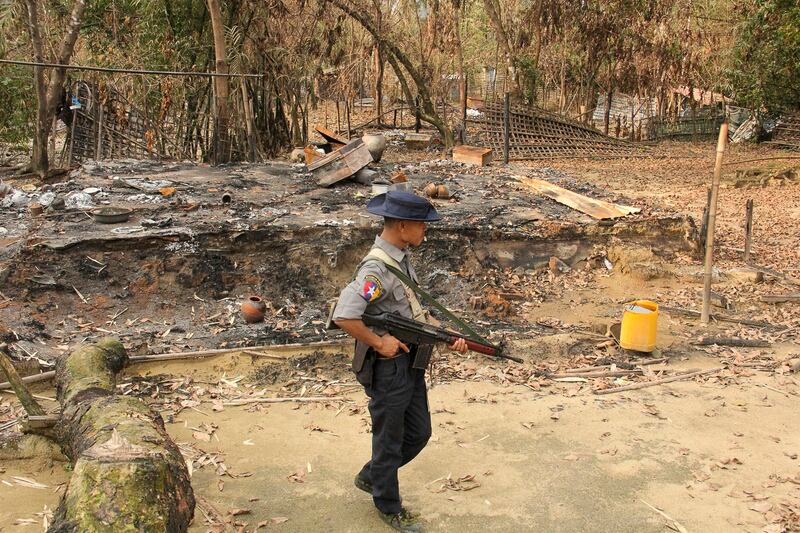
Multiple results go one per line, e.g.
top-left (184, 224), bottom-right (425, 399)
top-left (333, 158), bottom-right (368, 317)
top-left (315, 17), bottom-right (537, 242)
top-left (361, 275), bottom-right (382, 302)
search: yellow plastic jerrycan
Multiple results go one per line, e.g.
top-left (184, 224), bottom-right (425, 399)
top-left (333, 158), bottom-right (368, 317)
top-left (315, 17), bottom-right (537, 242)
top-left (619, 300), bottom-right (658, 352)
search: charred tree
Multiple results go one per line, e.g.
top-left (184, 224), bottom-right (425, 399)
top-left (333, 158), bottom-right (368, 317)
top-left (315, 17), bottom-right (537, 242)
top-left (48, 338), bottom-right (194, 532)
top-left (323, 0), bottom-right (454, 147)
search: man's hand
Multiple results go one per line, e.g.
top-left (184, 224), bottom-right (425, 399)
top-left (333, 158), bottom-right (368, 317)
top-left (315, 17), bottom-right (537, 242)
top-left (449, 338), bottom-right (468, 354)
top-left (377, 334), bottom-right (410, 358)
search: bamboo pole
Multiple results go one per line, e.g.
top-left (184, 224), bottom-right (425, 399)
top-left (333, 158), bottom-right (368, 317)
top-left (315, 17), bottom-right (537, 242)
top-left (0, 344), bottom-right (45, 416)
top-left (127, 339), bottom-right (349, 364)
top-left (0, 339), bottom-right (350, 390)
top-left (593, 368), bottom-right (723, 395)
top-left (701, 120), bottom-right (729, 324)
top-left (0, 58), bottom-right (262, 77)
top-left (503, 92), bottom-right (510, 164)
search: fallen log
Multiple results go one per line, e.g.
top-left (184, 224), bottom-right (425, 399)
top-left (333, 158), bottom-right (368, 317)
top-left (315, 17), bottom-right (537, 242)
top-left (592, 368), bottom-right (724, 395)
top-left (761, 294), bottom-right (800, 304)
top-left (692, 337), bottom-right (772, 348)
top-left (49, 338), bottom-right (194, 532)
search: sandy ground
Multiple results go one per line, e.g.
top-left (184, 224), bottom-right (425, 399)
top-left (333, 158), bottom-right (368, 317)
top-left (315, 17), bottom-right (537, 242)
top-left (2, 353), bottom-right (798, 532)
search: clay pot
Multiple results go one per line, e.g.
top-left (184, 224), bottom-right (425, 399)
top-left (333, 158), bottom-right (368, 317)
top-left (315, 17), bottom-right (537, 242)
top-left (423, 182), bottom-right (438, 198)
top-left (436, 185), bottom-right (450, 199)
top-left (29, 202), bottom-right (44, 216)
top-left (362, 134), bottom-right (387, 162)
top-left (241, 296), bottom-right (267, 323)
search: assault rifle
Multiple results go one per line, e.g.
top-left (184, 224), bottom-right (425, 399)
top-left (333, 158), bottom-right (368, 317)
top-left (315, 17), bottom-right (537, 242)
top-left (361, 312), bottom-right (523, 363)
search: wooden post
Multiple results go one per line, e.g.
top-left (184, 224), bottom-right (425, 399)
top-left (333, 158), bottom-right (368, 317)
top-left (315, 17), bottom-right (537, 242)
top-left (699, 188), bottom-right (712, 254)
top-left (503, 91), bottom-right (510, 164)
top-left (0, 344), bottom-right (45, 416)
top-left (414, 95), bottom-right (421, 133)
top-left (67, 108), bottom-right (77, 166)
top-left (744, 199), bottom-right (754, 263)
top-left (95, 102), bottom-right (104, 160)
top-left (701, 120), bottom-right (729, 324)
top-left (461, 77), bottom-right (468, 143)
top-left (336, 100), bottom-right (341, 134)
top-left (346, 97), bottom-right (351, 138)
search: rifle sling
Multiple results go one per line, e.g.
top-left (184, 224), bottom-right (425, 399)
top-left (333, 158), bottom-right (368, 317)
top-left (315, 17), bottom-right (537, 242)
top-left (379, 263), bottom-right (489, 346)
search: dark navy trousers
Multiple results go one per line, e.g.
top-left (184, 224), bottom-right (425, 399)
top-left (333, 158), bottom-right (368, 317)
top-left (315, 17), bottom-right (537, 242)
top-left (358, 351), bottom-right (431, 514)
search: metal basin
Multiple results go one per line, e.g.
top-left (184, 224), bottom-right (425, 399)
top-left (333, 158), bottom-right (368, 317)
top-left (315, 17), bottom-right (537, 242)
top-left (91, 207), bottom-right (133, 224)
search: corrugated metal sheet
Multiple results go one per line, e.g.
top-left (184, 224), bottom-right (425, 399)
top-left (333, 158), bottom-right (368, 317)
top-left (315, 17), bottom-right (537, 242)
top-left (592, 93), bottom-right (657, 125)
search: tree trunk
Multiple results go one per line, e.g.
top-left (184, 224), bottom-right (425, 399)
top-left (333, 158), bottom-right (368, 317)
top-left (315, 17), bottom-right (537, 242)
top-left (324, 0), bottom-right (452, 146)
top-left (240, 78), bottom-right (258, 160)
top-left (482, 0), bottom-right (519, 97)
top-left (603, 86), bottom-right (613, 135)
top-left (24, 0), bottom-right (87, 177)
top-left (207, 0), bottom-right (230, 164)
top-left (49, 338), bottom-right (195, 532)
top-left (374, 44), bottom-right (384, 124)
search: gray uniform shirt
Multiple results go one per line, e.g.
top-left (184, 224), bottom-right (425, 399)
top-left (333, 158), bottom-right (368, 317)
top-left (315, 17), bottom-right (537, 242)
top-left (332, 236), bottom-right (419, 335)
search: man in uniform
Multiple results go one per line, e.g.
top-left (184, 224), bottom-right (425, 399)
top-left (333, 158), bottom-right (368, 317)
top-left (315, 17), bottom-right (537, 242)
top-left (333, 190), bottom-right (467, 532)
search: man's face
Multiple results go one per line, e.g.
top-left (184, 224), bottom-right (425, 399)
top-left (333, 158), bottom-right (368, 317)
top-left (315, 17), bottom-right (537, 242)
top-left (401, 220), bottom-right (426, 246)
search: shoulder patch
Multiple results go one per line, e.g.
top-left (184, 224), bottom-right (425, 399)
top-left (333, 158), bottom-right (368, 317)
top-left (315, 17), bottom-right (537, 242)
top-left (361, 274), bottom-right (383, 302)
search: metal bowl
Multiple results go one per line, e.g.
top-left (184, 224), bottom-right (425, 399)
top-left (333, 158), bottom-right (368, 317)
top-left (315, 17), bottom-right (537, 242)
top-left (91, 206), bottom-right (133, 224)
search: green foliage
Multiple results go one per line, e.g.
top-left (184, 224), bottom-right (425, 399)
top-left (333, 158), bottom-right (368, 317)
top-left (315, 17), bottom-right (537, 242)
top-left (728, 0), bottom-right (800, 113)
top-left (0, 65), bottom-right (34, 144)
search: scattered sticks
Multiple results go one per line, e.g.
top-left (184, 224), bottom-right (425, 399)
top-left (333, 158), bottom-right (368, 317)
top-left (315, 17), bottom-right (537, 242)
top-left (640, 500), bottom-right (688, 533)
top-left (660, 305), bottom-right (775, 329)
top-left (547, 369), bottom-right (643, 380)
top-left (593, 368), bottom-right (724, 395)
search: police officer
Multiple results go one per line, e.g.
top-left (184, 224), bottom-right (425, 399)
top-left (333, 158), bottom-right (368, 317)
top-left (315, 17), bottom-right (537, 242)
top-left (333, 190), bottom-right (467, 532)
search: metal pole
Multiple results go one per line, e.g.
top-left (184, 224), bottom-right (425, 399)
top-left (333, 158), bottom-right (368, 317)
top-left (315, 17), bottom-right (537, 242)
top-left (503, 92), bottom-right (510, 164)
top-left (701, 120), bottom-right (729, 324)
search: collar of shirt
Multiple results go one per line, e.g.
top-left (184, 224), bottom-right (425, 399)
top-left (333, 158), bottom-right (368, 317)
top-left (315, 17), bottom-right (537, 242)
top-left (374, 236), bottom-right (407, 265)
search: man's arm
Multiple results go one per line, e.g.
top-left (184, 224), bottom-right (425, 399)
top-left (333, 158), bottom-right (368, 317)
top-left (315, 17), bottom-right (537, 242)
top-left (334, 319), bottom-right (410, 359)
